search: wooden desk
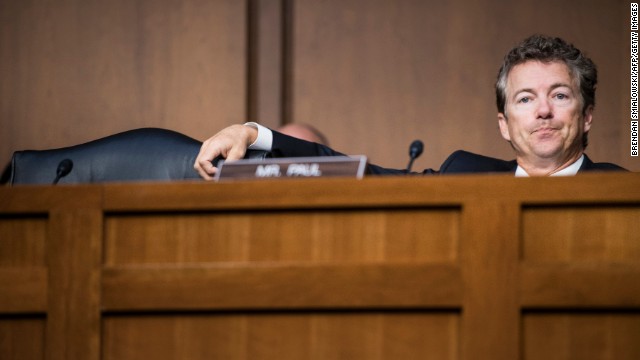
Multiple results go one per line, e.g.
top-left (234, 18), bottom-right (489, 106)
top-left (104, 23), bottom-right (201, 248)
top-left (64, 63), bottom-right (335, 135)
top-left (1, 173), bottom-right (640, 359)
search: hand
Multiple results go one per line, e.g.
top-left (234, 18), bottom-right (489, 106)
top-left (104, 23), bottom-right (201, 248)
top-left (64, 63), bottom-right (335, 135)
top-left (194, 124), bottom-right (258, 180)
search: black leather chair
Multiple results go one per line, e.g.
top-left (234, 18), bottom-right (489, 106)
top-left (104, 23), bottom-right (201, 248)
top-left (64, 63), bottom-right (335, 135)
top-left (1, 128), bottom-right (269, 185)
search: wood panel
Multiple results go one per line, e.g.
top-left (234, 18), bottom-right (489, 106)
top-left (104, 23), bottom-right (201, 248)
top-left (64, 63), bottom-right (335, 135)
top-left (291, 0), bottom-right (635, 171)
top-left (0, 317), bottom-right (45, 360)
top-left (102, 312), bottom-right (459, 360)
top-left (1, 174), bottom-right (640, 359)
top-left (0, 268), bottom-right (47, 313)
top-left (461, 201), bottom-right (520, 360)
top-left (101, 263), bottom-right (462, 311)
top-left (2, 0), bottom-right (636, 175)
top-left (249, 0), bottom-right (285, 129)
top-left (0, 187), bottom-right (103, 359)
top-left (104, 208), bottom-right (459, 264)
top-left (521, 264), bottom-right (640, 307)
top-left (523, 313), bottom-right (640, 360)
top-left (522, 206), bottom-right (640, 262)
top-left (0, 0), bottom-right (247, 167)
top-left (0, 216), bottom-right (47, 266)
top-left (0, 206), bottom-right (48, 314)
top-left (46, 193), bottom-right (103, 360)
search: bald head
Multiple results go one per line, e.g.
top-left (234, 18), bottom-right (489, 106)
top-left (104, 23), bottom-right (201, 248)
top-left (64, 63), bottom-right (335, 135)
top-left (278, 123), bottom-right (329, 145)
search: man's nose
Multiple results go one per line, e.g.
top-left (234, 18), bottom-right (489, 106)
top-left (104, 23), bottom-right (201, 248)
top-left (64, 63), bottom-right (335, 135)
top-left (536, 99), bottom-right (553, 119)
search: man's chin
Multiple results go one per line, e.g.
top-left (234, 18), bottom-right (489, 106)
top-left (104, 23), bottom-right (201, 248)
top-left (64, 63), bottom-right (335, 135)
top-left (530, 144), bottom-right (565, 160)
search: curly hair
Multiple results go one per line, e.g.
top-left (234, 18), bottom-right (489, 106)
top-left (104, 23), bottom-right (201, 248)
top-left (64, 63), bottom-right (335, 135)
top-left (495, 35), bottom-right (597, 116)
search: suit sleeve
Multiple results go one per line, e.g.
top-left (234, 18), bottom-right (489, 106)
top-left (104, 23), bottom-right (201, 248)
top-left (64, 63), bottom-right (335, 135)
top-left (271, 130), bottom-right (436, 175)
top-left (271, 130), bottom-right (345, 157)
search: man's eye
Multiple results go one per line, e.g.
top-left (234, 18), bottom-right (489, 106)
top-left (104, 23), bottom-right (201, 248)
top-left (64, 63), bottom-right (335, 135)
top-left (555, 93), bottom-right (567, 100)
top-left (518, 97), bottom-right (530, 104)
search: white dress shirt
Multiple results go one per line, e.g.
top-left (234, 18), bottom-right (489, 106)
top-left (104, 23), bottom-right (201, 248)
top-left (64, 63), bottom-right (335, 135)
top-left (514, 155), bottom-right (584, 177)
top-left (245, 122), bottom-right (273, 151)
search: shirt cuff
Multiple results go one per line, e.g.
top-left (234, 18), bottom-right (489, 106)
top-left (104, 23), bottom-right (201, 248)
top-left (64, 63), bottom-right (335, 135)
top-left (244, 122), bottom-right (273, 151)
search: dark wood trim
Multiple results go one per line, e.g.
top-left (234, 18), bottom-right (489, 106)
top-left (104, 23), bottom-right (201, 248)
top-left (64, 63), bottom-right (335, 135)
top-left (247, 0), bottom-right (286, 129)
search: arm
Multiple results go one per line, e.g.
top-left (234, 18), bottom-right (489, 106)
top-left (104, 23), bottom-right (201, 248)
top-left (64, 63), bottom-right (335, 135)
top-left (194, 123), bottom-right (345, 180)
top-left (194, 123), bottom-right (428, 179)
top-left (273, 131), bottom-right (422, 175)
top-left (271, 129), bottom-right (346, 157)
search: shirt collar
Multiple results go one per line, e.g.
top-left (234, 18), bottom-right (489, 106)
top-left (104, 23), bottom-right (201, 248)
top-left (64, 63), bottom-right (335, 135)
top-left (514, 154), bottom-right (584, 177)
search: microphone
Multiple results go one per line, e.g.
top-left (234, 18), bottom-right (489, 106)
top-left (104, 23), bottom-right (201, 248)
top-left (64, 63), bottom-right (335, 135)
top-left (406, 140), bottom-right (424, 173)
top-left (53, 159), bottom-right (73, 185)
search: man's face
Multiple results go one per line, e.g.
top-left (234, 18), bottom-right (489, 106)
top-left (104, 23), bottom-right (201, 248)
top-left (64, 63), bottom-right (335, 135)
top-left (498, 61), bottom-right (592, 168)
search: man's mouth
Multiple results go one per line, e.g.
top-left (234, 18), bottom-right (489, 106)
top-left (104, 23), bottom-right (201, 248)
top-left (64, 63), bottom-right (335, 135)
top-left (533, 127), bottom-right (558, 135)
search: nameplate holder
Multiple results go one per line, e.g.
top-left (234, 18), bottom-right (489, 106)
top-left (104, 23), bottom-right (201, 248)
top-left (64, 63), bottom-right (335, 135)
top-left (215, 156), bottom-right (368, 181)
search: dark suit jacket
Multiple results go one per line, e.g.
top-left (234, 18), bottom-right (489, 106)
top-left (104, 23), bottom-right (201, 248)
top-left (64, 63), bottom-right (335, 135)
top-left (271, 130), bottom-right (627, 175)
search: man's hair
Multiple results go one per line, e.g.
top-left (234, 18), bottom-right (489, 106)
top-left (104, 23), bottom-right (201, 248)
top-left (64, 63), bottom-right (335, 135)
top-left (495, 34), bottom-right (597, 148)
top-left (496, 35), bottom-right (598, 114)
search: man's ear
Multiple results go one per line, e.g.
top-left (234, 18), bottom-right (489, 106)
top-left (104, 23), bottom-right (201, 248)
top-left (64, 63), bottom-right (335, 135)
top-left (583, 105), bottom-right (594, 132)
top-left (498, 113), bottom-right (511, 141)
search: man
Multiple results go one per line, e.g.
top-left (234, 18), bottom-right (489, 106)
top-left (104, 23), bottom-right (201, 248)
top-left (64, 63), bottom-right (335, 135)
top-left (194, 35), bottom-right (625, 180)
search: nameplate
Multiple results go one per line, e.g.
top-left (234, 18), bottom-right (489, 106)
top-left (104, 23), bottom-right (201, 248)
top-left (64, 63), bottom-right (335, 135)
top-left (215, 156), bottom-right (368, 181)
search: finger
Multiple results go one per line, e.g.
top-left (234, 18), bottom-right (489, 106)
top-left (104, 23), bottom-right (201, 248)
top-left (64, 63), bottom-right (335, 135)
top-left (194, 140), bottom-right (221, 180)
top-left (194, 155), bottom-right (214, 180)
top-left (197, 158), bottom-right (216, 179)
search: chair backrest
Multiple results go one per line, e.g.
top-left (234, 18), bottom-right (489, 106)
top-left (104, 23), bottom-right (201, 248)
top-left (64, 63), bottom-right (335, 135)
top-left (3, 128), bottom-right (269, 185)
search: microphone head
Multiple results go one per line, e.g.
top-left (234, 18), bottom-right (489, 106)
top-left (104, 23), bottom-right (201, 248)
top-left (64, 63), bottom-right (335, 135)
top-left (409, 140), bottom-right (424, 159)
top-left (56, 159), bottom-right (74, 178)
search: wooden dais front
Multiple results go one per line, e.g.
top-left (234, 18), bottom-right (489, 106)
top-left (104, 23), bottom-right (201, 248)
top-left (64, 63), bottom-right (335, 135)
top-left (1, 173), bottom-right (639, 359)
